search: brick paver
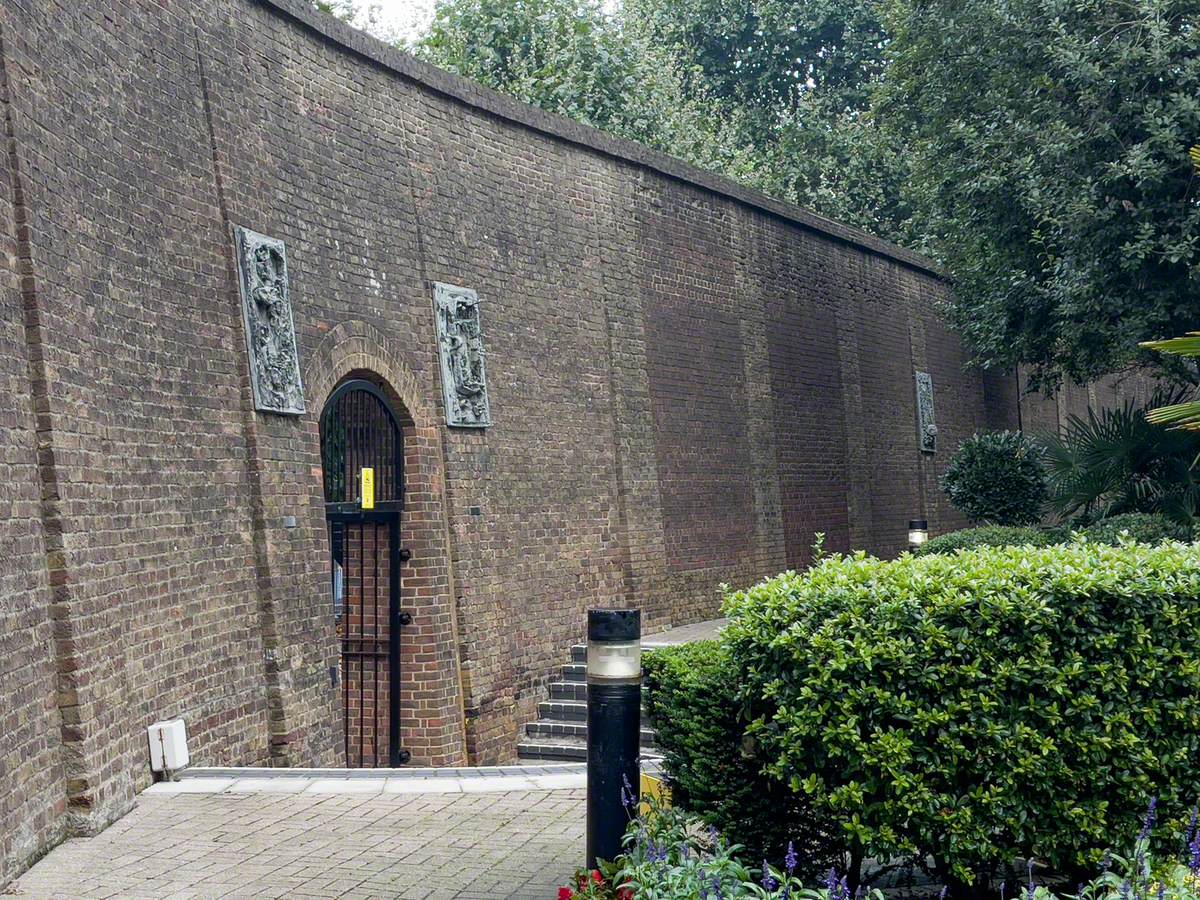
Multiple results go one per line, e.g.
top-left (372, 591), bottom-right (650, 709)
top-left (10, 788), bottom-right (585, 899)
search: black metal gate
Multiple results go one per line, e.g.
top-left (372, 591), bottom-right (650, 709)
top-left (320, 379), bottom-right (410, 767)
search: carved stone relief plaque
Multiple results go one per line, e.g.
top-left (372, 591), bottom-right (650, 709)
top-left (432, 282), bottom-right (491, 427)
top-left (234, 226), bottom-right (305, 416)
top-left (915, 371), bottom-right (937, 453)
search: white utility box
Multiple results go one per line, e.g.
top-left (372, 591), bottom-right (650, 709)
top-left (147, 719), bottom-right (189, 773)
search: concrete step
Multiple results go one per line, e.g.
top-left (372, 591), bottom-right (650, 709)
top-left (550, 681), bottom-right (588, 702)
top-left (526, 720), bottom-right (656, 746)
top-left (570, 644), bottom-right (586, 663)
top-left (561, 663), bottom-right (588, 682)
top-left (517, 737), bottom-right (587, 762)
top-left (539, 699), bottom-right (587, 721)
top-left (537, 699), bottom-right (649, 723)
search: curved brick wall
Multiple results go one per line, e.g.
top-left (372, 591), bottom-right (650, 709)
top-left (0, 0), bottom-right (1148, 886)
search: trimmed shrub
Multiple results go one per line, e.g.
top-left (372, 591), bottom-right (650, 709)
top-left (1081, 512), bottom-right (1192, 545)
top-left (642, 641), bottom-right (840, 878)
top-left (723, 540), bottom-right (1200, 891)
top-left (915, 524), bottom-right (1066, 555)
top-left (941, 431), bottom-right (1047, 525)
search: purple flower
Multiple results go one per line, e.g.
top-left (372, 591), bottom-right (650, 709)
top-left (646, 840), bottom-right (668, 865)
top-left (1119, 881), bottom-right (1131, 900)
top-left (940, 889), bottom-right (948, 900)
top-left (785, 841), bottom-right (798, 876)
top-left (762, 859), bottom-right (779, 891)
top-left (1189, 826), bottom-right (1200, 873)
top-left (826, 867), bottom-right (839, 896)
top-left (621, 774), bottom-right (635, 810)
top-left (1000, 881), bottom-right (1006, 900)
top-left (710, 876), bottom-right (724, 900)
top-left (1140, 797), bottom-right (1158, 842)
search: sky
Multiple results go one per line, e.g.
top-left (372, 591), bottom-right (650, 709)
top-left (339, 0), bottom-right (439, 45)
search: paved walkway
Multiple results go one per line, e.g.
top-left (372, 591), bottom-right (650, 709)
top-left (642, 617), bottom-right (725, 648)
top-left (11, 774), bottom-right (586, 899)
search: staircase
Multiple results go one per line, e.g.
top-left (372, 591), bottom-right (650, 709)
top-left (516, 642), bottom-right (660, 762)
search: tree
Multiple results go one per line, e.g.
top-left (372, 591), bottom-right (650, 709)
top-left (1142, 146), bottom-right (1200, 429)
top-left (417, 0), bottom-right (665, 139)
top-left (415, 0), bottom-right (918, 243)
top-left (881, 0), bottom-right (1200, 390)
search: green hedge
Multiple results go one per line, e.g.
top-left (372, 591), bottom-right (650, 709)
top-left (723, 540), bottom-right (1200, 890)
top-left (916, 524), bottom-right (1066, 555)
top-left (940, 431), bottom-right (1048, 525)
top-left (642, 641), bottom-right (840, 877)
top-left (1081, 512), bottom-right (1192, 545)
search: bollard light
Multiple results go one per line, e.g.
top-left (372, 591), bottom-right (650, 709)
top-left (586, 608), bottom-right (641, 870)
top-left (908, 519), bottom-right (929, 551)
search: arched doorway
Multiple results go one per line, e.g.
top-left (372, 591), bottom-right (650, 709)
top-left (320, 378), bottom-right (412, 766)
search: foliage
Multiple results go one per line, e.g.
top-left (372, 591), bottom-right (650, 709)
top-left (723, 541), bottom-right (1200, 891)
top-left (1143, 331), bottom-right (1200, 430)
top-left (416, 0), bottom-right (917, 243)
top-left (625, 0), bottom-right (918, 243)
top-left (567, 794), bottom-right (1200, 900)
top-left (1140, 148), bottom-right (1200, 428)
top-left (881, 0), bottom-right (1200, 390)
top-left (642, 642), bottom-right (841, 875)
top-left (940, 431), bottom-right (1049, 525)
top-left (560, 796), bottom-right (889, 899)
top-left (414, 0), bottom-right (746, 158)
top-left (1081, 512), bottom-right (1193, 545)
top-left (915, 524), bottom-right (1065, 556)
top-left (1038, 393), bottom-right (1200, 527)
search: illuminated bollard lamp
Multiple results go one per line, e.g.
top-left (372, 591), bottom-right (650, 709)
top-left (586, 608), bottom-right (642, 870)
top-left (908, 519), bottom-right (929, 552)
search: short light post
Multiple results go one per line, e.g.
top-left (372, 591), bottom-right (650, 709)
top-left (908, 519), bottom-right (929, 552)
top-left (586, 608), bottom-right (641, 870)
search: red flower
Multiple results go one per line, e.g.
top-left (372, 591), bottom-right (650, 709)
top-left (592, 870), bottom-right (604, 884)
top-left (558, 888), bottom-right (574, 900)
top-left (618, 889), bottom-right (634, 900)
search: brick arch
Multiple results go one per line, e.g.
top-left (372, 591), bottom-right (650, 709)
top-left (307, 320), bottom-right (432, 430)
top-left (306, 321), bottom-right (468, 767)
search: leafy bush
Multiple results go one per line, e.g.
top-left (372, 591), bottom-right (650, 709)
top-left (562, 796), bottom-right (1200, 900)
top-left (1081, 513), bottom-right (1192, 546)
top-left (1039, 393), bottom-right (1200, 528)
top-left (916, 524), bottom-right (1066, 556)
top-left (940, 431), bottom-right (1048, 525)
top-left (724, 541), bottom-right (1200, 892)
top-left (643, 642), bottom-right (840, 877)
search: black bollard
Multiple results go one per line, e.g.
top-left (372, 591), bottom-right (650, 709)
top-left (586, 608), bottom-right (641, 870)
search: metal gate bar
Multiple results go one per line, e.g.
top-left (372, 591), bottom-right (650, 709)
top-left (320, 379), bottom-right (407, 768)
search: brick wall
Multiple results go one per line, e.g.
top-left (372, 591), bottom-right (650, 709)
top-left (0, 0), bottom-right (1152, 885)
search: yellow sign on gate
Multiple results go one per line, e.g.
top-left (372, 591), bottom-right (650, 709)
top-left (360, 467), bottom-right (375, 510)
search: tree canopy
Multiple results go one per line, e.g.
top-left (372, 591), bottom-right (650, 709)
top-left (884, 0), bottom-right (1200, 389)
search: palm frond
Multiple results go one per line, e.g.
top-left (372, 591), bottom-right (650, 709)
top-left (1145, 399), bottom-right (1200, 430)
top-left (1139, 333), bottom-right (1200, 356)
top-left (1036, 388), bottom-right (1200, 526)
